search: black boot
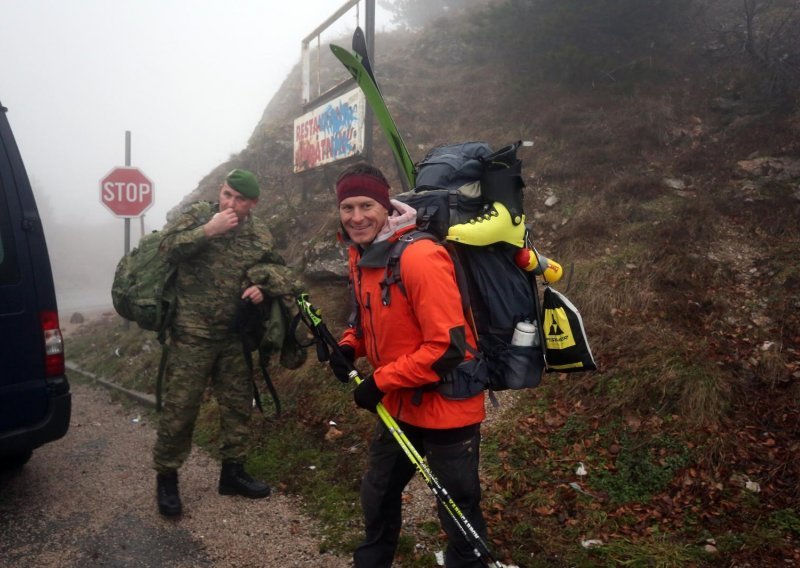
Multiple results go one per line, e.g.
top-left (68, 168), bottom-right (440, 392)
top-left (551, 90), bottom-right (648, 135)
top-left (156, 470), bottom-right (182, 516)
top-left (218, 462), bottom-right (271, 498)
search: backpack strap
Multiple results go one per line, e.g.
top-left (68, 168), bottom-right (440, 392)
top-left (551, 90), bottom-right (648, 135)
top-left (240, 341), bottom-right (281, 418)
top-left (380, 230), bottom-right (439, 307)
top-left (447, 188), bottom-right (460, 233)
top-left (346, 280), bottom-right (363, 338)
top-left (443, 241), bottom-right (474, 331)
top-left (155, 343), bottom-right (169, 412)
top-left (379, 232), bottom-right (473, 328)
top-left (257, 346), bottom-right (282, 417)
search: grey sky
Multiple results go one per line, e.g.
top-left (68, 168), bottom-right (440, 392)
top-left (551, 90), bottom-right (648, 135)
top-left (1, 0), bottom-right (390, 229)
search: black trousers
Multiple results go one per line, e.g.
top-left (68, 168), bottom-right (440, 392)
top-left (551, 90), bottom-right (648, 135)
top-left (353, 420), bottom-right (487, 568)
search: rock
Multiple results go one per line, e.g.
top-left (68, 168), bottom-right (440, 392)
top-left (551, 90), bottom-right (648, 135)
top-left (303, 239), bottom-right (348, 281)
top-left (544, 195), bottom-right (560, 207)
top-left (324, 426), bottom-right (343, 442)
top-left (737, 157), bottom-right (800, 180)
top-left (70, 312), bottom-right (85, 324)
top-left (663, 177), bottom-right (686, 190)
top-left (710, 96), bottom-right (744, 113)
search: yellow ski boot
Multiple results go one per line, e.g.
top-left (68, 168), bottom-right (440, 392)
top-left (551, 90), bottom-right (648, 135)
top-left (446, 202), bottom-right (526, 248)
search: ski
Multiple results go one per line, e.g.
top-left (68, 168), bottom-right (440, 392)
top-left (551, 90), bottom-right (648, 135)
top-left (330, 43), bottom-right (416, 187)
top-left (352, 26), bottom-right (376, 87)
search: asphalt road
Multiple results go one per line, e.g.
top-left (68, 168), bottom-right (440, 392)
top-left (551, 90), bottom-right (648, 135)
top-left (0, 380), bottom-right (350, 568)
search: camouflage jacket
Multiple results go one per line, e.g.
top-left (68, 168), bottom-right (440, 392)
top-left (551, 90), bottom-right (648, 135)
top-left (160, 201), bottom-right (301, 339)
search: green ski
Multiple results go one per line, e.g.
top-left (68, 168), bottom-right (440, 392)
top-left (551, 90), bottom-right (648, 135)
top-left (352, 27), bottom-right (376, 87)
top-left (330, 43), bottom-right (416, 187)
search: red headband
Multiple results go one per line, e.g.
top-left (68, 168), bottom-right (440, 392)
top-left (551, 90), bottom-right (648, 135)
top-left (336, 174), bottom-right (392, 212)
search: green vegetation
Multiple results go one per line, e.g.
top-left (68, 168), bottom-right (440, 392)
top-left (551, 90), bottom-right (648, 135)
top-left (592, 433), bottom-right (692, 504)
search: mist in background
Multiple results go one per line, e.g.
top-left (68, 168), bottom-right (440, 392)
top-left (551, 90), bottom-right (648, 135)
top-left (0, 0), bottom-right (392, 311)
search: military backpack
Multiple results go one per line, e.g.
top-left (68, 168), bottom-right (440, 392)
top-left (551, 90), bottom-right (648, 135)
top-left (112, 229), bottom-right (176, 341)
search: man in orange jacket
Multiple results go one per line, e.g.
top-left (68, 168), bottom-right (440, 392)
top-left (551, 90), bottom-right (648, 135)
top-left (331, 162), bottom-right (488, 567)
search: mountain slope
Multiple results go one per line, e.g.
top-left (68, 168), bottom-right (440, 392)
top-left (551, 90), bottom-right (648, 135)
top-left (103, 2), bottom-right (800, 565)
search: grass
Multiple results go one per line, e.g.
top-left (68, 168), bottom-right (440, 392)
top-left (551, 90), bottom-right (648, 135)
top-left (583, 533), bottom-right (710, 568)
top-left (244, 419), bottom-right (364, 553)
top-left (67, 320), bottom-right (163, 395)
top-left (591, 432), bottom-right (692, 504)
top-left (771, 509), bottom-right (800, 537)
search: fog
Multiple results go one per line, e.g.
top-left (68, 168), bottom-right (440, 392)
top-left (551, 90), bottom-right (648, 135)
top-left (0, 0), bottom-right (391, 311)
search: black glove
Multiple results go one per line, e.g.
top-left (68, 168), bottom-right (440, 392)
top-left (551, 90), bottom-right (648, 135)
top-left (353, 375), bottom-right (384, 413)
top-left (329, 345), bottom-right (355, 383)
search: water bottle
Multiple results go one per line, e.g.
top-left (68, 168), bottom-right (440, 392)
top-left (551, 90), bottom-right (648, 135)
top-left (505, 319), bottom-right (539, 389)
top-left (511, 320), bottom-right (539, 347)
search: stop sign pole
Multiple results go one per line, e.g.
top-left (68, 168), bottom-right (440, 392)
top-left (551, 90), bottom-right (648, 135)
top-left (124, 130), bottom-right (131, 255)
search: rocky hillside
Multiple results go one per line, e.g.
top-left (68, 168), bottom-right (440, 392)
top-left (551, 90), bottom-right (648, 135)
top-left (102, 2), bottom-right (799, 565)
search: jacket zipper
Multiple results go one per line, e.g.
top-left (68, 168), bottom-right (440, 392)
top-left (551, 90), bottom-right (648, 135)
top-left (354, 259), bottom-right (382, 363)
top-left (364, 291), bottom-right (381, 362)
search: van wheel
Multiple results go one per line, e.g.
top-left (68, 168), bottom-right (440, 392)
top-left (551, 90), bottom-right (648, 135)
top-left (1, 450), bottom-right (33, 470)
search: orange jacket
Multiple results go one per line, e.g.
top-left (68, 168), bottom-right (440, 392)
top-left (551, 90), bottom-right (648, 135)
top-left (340, 226), bottom-right (485, 429)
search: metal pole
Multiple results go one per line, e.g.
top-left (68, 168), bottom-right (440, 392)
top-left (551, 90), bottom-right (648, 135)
top-left (366, 0), bottom-right (375, 66)
top-left (364, 0), bottom-right (375, 164)
top-left (124, 131), bottom-right (131, 255)
top-left (123, 131), bottom-right (131, 330)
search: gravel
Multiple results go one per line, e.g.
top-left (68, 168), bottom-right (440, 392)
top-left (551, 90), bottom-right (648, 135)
top-left (0, 381), bottom-right (351, 568)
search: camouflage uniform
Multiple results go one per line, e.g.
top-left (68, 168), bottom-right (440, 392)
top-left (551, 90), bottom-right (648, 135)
top-left (152, 201), bottom-right (300, 473)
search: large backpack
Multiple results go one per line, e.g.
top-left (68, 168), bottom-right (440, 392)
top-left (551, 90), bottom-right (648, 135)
top-left (112, 230), bottom-right (176, 341)
top-left (384, 141), bottom-right (547, 397)
top-left (111, 230), bottom-right (177, 411)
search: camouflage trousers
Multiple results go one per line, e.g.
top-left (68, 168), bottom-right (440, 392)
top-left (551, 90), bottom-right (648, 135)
top-left (152, 332), bottom-right (253, 473)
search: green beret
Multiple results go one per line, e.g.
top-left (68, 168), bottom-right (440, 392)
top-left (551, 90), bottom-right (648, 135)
top-left (225, 169), bottom-right (260, 198)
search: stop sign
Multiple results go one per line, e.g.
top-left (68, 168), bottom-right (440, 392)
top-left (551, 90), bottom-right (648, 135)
top-left (100, 167), bottom-right (154, 217)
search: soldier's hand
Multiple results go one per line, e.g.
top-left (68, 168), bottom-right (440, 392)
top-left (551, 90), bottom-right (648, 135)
top-left (204, 208), bottom-right (239, 237)
top-left (242, 285), bottom-right (264, 305)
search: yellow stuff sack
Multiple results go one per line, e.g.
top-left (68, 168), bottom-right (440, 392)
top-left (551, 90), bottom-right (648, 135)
top-left (542, 286), bottom-right (597, 372)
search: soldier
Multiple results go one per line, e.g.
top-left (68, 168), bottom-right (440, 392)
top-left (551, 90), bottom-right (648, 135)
top-left (153, 169), bottom-right (301, 517)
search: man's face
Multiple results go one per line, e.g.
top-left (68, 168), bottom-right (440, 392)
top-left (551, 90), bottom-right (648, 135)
top-left (219, 183), bottom-right (258, 221)
top-left (339, 196), bottom-right (389, 246)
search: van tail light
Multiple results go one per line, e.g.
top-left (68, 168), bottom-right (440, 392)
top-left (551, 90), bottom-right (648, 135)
top-left (40, 310), bottom-right (65, 377)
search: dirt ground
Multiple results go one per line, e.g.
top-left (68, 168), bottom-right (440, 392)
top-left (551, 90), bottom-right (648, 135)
top-left (0, 379), bottom-right (351, 568)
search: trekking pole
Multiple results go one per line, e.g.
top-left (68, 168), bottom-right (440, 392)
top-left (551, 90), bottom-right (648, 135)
top-left (295, 294), bottom-right (501, 568)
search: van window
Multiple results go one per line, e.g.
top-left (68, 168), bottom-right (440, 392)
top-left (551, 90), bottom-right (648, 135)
top-left (0, 180), bottom-right (21, 284)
